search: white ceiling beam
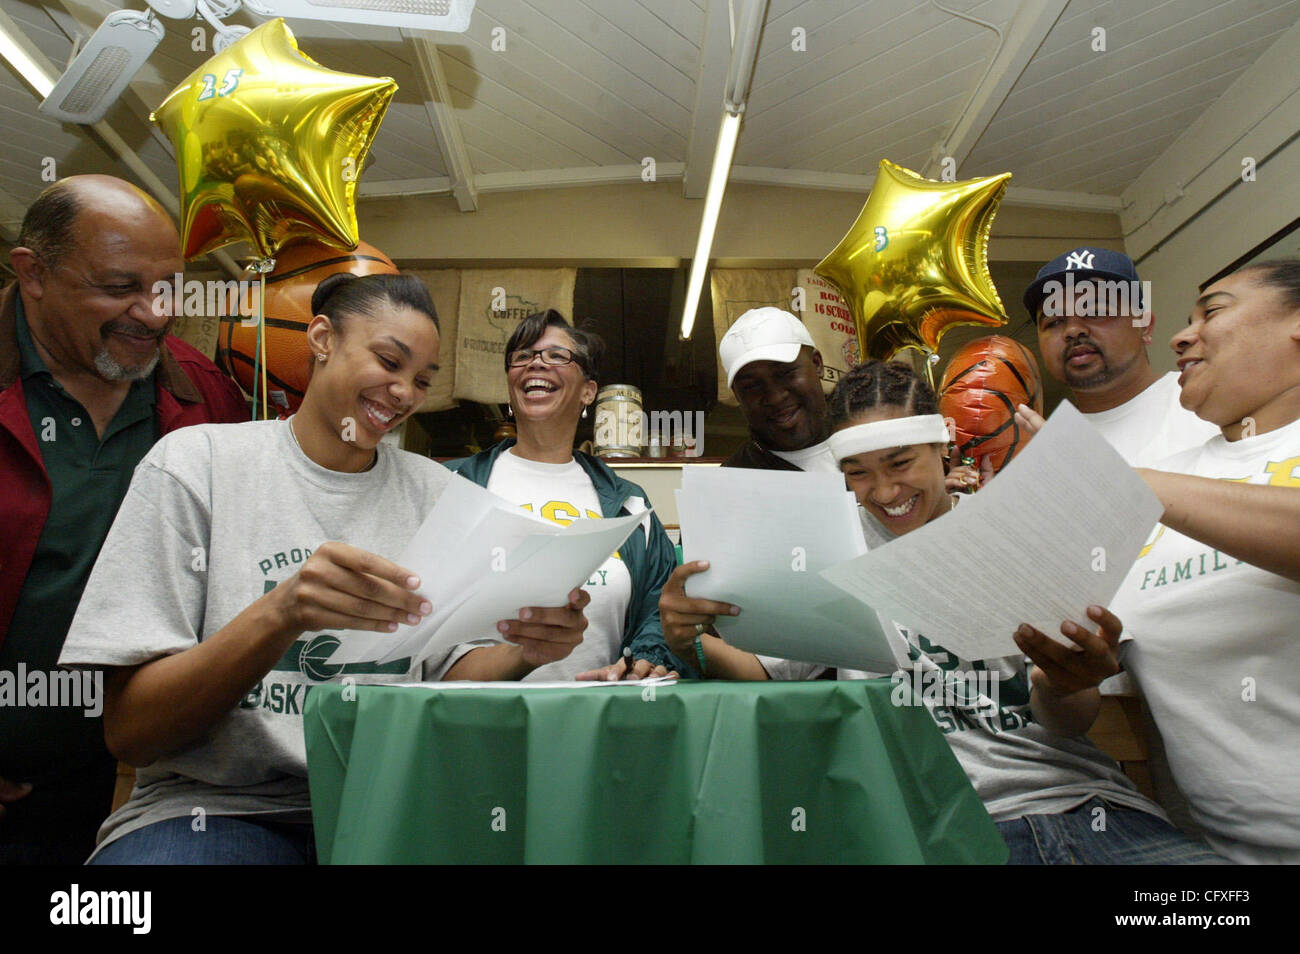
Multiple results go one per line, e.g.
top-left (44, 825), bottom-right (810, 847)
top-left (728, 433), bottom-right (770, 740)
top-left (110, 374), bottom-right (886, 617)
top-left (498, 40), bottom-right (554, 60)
top-left (403, 30), bottom-right (477, 212)
top-left (477, 164), bottom-right (685, 193)
top-left (357, 164), bottom-right (687, 200)
top-left (734, 166), bottom-right (1120, 211)
top-left (924, 0), bottom-right (1068, 177)
top-left (729, 166), bottom-right (873, 192)
top-left (682, 0), bottom-right (733, 199)
top-left (356, 164), bottom-right (1120, 213)
top-left (999, 185), bottom-right (1122, 213)
top-left (359, 175), bottom-right (454, 199)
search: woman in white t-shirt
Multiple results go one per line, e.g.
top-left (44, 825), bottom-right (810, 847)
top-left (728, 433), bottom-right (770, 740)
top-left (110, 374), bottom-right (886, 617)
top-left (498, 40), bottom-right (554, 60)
top-left (1103, 261), bottom-right (1300, 863)
top-left (440, 310), bottom-right (685, 682)
top-left (661, 359), bottom-right (1224, 864)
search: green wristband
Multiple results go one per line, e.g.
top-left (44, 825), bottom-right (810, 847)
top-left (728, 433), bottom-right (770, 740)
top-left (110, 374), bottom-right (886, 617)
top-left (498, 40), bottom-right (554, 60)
top-left (693, 634), bottom-right (708, 677)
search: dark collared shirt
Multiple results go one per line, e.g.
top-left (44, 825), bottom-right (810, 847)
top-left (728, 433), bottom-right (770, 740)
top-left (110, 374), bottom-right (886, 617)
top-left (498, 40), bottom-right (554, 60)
top-left (0, 296), bottom-right (158, 848)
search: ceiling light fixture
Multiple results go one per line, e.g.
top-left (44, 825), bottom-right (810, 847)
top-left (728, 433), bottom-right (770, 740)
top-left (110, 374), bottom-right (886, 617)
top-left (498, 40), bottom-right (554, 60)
top-left (40, 10), bottom-right (165, 124)
top-left (679, 0), bottom-right (768, 340)
top-left (34, 0), bottom-right (475, 126)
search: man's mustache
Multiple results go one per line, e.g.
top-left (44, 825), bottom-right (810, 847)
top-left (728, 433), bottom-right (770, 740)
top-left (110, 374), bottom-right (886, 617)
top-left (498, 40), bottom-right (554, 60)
top-left (101, 321), bottom-right (167, 340)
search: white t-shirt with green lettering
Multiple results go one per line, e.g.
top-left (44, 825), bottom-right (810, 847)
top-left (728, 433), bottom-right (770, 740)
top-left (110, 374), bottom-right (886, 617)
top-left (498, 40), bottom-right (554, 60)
top-left (1113, 417), bottom-right (1300, 864)
top-left (479, 449), bottom-right (632, 679)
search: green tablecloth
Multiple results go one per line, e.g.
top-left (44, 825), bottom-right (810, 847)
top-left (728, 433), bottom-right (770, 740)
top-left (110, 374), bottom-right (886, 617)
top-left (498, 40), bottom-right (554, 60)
top-left (304, 679), bottom-right (1008, 864)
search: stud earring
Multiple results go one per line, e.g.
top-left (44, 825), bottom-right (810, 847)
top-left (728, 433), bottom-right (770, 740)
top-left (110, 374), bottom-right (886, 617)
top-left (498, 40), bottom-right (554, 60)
top-left (315, 353), bottom-right (325, 362)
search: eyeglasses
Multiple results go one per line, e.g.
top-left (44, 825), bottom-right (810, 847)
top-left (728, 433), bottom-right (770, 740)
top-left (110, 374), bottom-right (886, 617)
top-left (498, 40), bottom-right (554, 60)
top-left (507, 346), bottom-right (580, 368)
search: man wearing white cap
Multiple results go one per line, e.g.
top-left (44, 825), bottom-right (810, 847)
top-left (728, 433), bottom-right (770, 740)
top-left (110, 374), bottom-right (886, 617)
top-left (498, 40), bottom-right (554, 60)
top-left (718, 307), bottom-right (836, 472)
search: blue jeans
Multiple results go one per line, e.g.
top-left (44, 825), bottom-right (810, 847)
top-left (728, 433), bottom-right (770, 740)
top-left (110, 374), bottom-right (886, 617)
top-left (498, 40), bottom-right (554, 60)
top-left (88, 815), bottom-right (316, 865)
top-left (996, 798), bottom-right (1229, 864)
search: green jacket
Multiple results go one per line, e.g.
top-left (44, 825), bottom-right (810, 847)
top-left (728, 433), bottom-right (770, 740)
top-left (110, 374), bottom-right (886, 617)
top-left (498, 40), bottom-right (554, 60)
top-left (446, 440), bottom-right (693, 676)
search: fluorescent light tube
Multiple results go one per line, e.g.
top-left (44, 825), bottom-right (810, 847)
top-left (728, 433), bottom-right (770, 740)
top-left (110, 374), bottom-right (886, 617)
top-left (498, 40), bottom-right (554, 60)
top-left (680, 111), bottom-right (741, 340)
top-left (0, 16), bottom-right (55, 98)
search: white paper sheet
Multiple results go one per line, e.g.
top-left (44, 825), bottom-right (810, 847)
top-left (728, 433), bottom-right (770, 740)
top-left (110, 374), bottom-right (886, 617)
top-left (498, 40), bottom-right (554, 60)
top-left (325, 474), bottom-right (646, 668)
top-left (402, 512), bottom-right (646, 667)
top-left (676, 468), bottom-right (898, 672)
top-left (820, 401), bottom-right (1164, 660)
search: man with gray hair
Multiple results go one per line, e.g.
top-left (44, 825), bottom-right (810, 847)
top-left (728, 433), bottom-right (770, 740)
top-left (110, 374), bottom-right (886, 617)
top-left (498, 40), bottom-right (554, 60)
top-left (0, 175), bottom-right (247, 863)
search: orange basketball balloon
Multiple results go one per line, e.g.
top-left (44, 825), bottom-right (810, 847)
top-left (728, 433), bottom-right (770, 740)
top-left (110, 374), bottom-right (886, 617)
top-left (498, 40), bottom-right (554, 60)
top-left (217, 240), bottom-right (399, 415)
top-left (938, 336), bottom-right (1043, 474)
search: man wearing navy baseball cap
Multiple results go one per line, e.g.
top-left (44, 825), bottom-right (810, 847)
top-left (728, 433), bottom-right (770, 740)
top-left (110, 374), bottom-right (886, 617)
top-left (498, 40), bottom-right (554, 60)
top-left (1024, 247), bottom-right (1216, 466)
top-left (1022, 246), bottom-right (1219, 832)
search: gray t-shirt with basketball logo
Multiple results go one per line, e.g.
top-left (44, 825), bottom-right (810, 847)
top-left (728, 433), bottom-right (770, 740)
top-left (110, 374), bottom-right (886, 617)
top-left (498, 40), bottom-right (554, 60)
top-left (60, 419), bottom-right (450, 854)
top-left (761, 504), bottom-right (1164, 824)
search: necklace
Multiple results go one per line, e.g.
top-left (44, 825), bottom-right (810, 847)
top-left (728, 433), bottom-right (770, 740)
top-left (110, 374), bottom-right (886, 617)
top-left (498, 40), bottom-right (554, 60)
top-left (288, 418), bottom-right (378, 472)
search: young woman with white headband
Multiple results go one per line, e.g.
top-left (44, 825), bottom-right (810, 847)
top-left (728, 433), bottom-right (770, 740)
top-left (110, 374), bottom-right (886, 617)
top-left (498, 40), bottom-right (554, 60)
top-left (660, 359), bottom-right (1224, 864)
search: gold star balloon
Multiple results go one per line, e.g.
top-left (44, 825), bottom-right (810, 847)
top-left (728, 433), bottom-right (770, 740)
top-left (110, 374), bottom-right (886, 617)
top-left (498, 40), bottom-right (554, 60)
top-left (815, 159), bottom-right (1012, 365)
top-left (151, 18), bottom-right (396, 261)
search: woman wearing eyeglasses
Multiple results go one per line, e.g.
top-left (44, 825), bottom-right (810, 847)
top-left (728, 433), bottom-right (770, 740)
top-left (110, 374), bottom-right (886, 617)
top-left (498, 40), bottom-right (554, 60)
top-left (435, 310), bottom-right (689, 682)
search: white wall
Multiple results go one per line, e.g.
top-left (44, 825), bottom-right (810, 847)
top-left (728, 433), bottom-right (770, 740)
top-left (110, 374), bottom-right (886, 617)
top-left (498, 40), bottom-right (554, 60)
top-left (1121, 19), bottom-right (1300, 375)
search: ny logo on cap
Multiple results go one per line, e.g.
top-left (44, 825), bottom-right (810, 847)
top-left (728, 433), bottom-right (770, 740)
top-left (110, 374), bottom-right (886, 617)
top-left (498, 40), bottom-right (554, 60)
top-left (1066, 250), bottom-right (1096, 270)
